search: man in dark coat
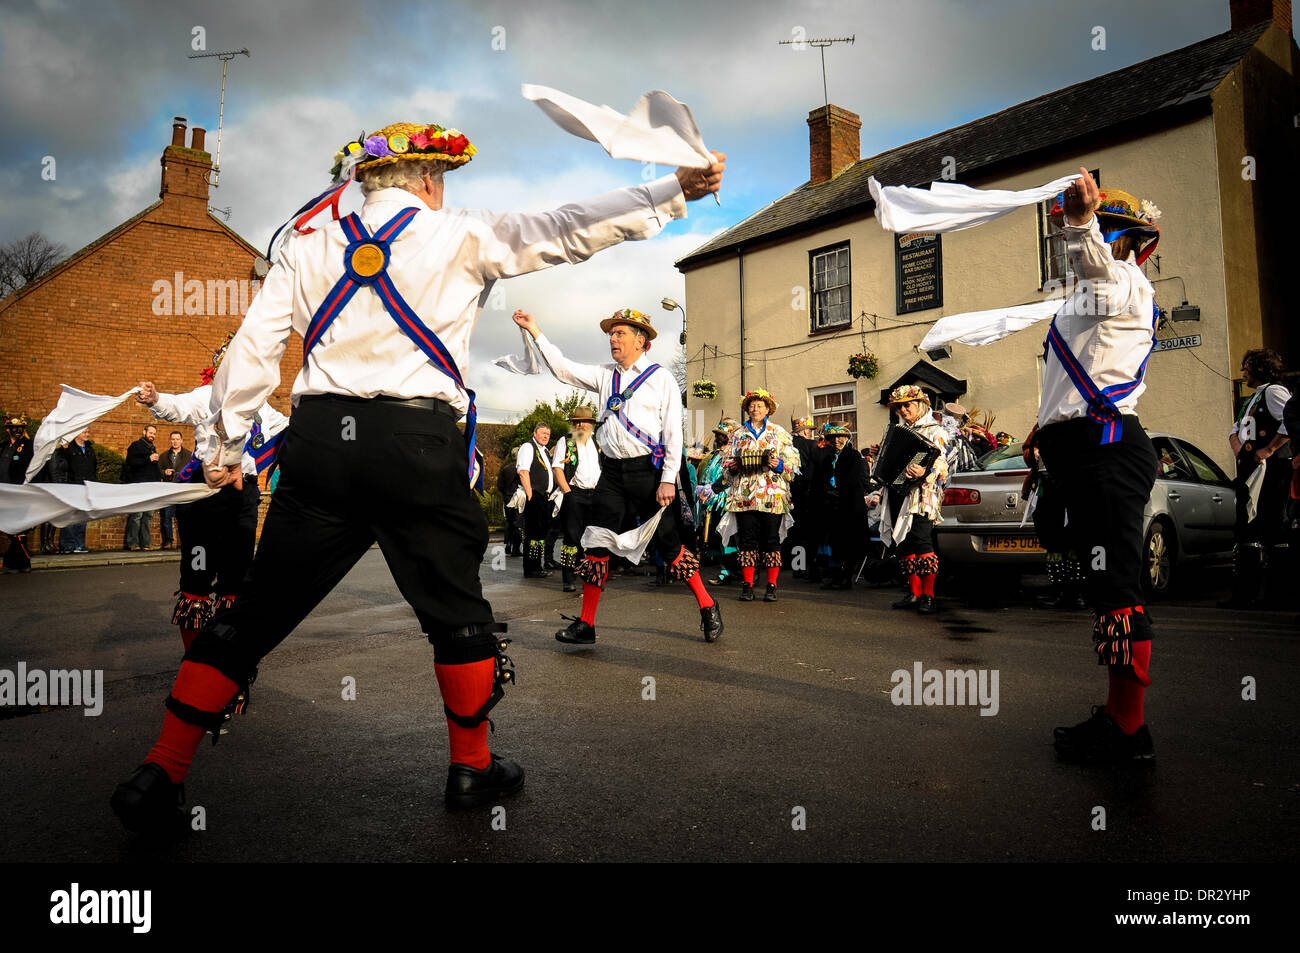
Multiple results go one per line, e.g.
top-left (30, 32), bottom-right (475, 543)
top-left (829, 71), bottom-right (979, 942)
top-left (59, 429), bottom-right (97, 552)
top-left (496, 459), bottom-right (522, 557)
top-left (818, 421), bottom-right (867, 590)
top-left (123, 424), bottom-right (160, 550)
top-left (784, 415), bottom-right (820, 580)
top-left (2, 413), bottom-right (35, 572)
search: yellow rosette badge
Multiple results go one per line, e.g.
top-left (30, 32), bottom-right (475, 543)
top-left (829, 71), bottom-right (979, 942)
top-left (387, 133), bottom-right (410, 154)
top-left (350, 242), bottom-right (386, 278)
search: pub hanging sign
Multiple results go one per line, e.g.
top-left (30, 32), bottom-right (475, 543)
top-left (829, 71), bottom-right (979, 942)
top-left (896, 232), bottom-right (943, 314)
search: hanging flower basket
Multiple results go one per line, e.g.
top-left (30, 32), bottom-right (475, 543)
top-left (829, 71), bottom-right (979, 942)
top-left (847, 351), bottom-right (879, 380)
top-left (692, 379), bottom-right (718, 400)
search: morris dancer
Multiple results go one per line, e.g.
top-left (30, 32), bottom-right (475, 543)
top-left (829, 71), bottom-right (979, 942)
top-left (551, 405), bottom-right (601, 592)
top-left (1022, 168), bottom-right (1162, 763)
top-left (110, 120), bottom-right (725, 831)
top-left (878, 386), bottom-right (949, 614)
top-left (136, 336), bottom-right (289, 652)
top-left (516, 422), bottom-right (555, 579)
top-left (719, 390), bottom-right (800, 602)
top-left (512, 308), bottom-right (723, 644)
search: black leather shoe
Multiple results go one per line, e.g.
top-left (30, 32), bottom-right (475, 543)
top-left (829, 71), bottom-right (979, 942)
top-left (891, 593), bottom-right (917, 610)
top-left (739, 582), bottom-right (755, 601)
top-left (701, 604), bottom-right (723, 642)
top-left (524, 569), bottom-right (551, 579)
top-left (445, 753), bottom-right (525, 810)
top-left (556, 618), bottom-right (596, 644)
top-left (110, 763), bottom-right (186, 833)
top-left (763, 584), bottom-right (778, 602)
top-left (1055, 709), bottom-right (1155, 764)
top-left (916, 595), bottom-right (937, 614)
top-left (708, 572), bottom-right (731, 586)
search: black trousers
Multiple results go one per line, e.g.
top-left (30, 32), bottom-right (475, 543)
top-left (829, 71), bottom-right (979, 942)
top-left (523, 491), bottom-right (551, 542)
top-left (561, 487), bottom-right (595, 547)
top-left (1234, 453), bottom-right (1291, 546)
top-left (176, 481), bottom-right (260, 598)
top-left (189, 395), bottom-right (493, 684)
top-left (736, 510), bottom-right (781, 553)
top-left (1036, 416), bottom-right (1156, 613)
top-left (586, 456), bottom-right (686, 562)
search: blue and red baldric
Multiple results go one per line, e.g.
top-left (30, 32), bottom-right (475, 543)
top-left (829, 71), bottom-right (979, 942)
top-left (1044, 301), bottom-right (1160, 445)
top-left (301, 207), bottom-right (484, 489)
top-left (601, 364), bottom-right (665, 467)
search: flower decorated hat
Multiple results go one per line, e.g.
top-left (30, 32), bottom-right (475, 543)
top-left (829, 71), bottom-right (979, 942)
top-left (268, 120), bottom-right (478, 262)
top-left (329, 121), bottom-right (477, 182)
top-left (822, 421), bottom-right (852, 437)
top-left (888, 384), bottom-right (931, 408)
top-left (598, 308), bottom-right (658, 341)
top-left (713, 416), bottom-right (740, 436)
top-left (1049, 185), bottom-right (1161, 265)
top-left (740, 388), bottom-right (778, 416)
top-left (200, 330), bottom-right (238, 385)
top-left (790, 415), bottom-right (814, 431)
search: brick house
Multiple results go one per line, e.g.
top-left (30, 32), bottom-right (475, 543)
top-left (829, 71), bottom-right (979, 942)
top-left (0, 118), bottom-right (299, 550)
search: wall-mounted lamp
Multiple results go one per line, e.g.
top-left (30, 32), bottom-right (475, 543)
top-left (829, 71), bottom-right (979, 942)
top-left (662, 297), bottom-right (687, 346)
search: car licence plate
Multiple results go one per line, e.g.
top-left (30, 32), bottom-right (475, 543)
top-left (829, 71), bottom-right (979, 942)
top-left (983, 535), bottom-right (1045, 553)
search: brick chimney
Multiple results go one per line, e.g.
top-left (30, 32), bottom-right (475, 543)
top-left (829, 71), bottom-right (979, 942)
top-left (159, 116), bottom-right (213, 208)
top-left (807, 104), bottom-right (861, 185)
top-left (1229, 0), bottom-right (1292, 34)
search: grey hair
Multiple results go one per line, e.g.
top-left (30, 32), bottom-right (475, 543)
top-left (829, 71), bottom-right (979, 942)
top-left (356, 159), bottom-right (447, 195)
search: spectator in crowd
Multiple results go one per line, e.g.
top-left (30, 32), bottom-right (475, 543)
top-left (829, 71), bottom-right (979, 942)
top-left (33, 438), bottom-right (70, 553)
top-left (59, 429), bottom-right (96, 553)
top-left (2, 413), bottom-right (34, 573)
top-left (1221, 347), bottom-right (1292, 608)
top-left (158, 430), bottom-right (192, 550)
top-left (817, 421), bottom-right (868, 591)
top-left (696, 417), bottom-right (739, 584)
top-left (783, 415), bottom-right (819, 581)
top-left (496, 459), bottom-right (522, 557)
top-left (123, 424), bottom-right (161, 550)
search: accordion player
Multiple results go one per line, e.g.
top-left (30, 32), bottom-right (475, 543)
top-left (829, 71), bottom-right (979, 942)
top-left (870, 423), bottom-right (941, 489)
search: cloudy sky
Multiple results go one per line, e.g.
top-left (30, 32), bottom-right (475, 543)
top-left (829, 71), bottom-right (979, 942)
top-left (1, 0), bottom-right (1230, 420)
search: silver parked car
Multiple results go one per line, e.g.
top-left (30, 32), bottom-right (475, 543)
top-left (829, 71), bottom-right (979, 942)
top-left (933, 432), bottom-right (1236, 597)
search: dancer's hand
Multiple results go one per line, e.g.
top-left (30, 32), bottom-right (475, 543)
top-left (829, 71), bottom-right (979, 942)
top-left (676, 152), bottom-right (726, 201)
top-left (136, 381), bottom-right (158, 406)
top-left (905, 463), bottom-right (925, 479)
top-left (1062, 167), bottom-right (1101, 226)
top-left (512, 310), bottom-right (540, 339)
top-left (656, 482), bottom-right (675, 506)
top-left (203, 458), bottom-right (243, 490)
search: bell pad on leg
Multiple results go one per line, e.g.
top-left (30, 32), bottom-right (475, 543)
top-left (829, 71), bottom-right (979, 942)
top-left (171, 591), bottom-right (213, 630)
top-left (1093, 606), bottom-right (1153, 683)
top-left (738, 550), bottom-right (757, 569)
top-left (431, 622), bottom-right (514, 732)
top-left (760, 550), bottom-right (782, 568)
top-left (914, 552), bottom-right (939, 576)
top-left (578, 555), bottom-right (610, 590)
top-left (559, 544), bottom-right (582, 569)
top-left (669, 546), bottom-right (701, 581)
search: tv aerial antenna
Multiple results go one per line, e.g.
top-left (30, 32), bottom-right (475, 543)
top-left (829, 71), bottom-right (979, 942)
top-left (187, 47), bottom-right (250, 187)
top-left (777, 35), bottom-right (854, 106)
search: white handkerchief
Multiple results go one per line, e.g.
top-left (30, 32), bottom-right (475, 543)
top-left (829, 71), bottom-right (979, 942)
top-left (1244, 464), bottom-right (1266, 522)
top-left (581, 505), bottom-right (668, 563)
top-left (0, 480), bottom-right (216, 533)
top-left (870, 173), bottom-right (1081, 234)
top-left (494, 327), bottom-right (544, 376)
top-left (522, 84), bottom-right (714, 168)
top-left (919, 298), bottom-right (1065, 351)
top-left (26, 385), bottom-right (142, 482)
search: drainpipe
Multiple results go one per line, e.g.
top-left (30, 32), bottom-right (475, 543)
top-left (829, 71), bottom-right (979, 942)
top-left (738, 248), bottom-right (745, 395)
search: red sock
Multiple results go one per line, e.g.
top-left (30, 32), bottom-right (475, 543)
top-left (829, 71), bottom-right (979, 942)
top-left (742, 566), bottom-right (755, 585)
top-left (685, 572), bottom-right (714, 609)
top-left (1106, 641), bottom-right (1151, 734)
top-left (435, 659), bottom-right (494, 769)
top-left (766, 566), bottom-right (779, 585)
top-left (909, 574), bottom-right (922, 596)
top-left (920, 574), bottom-right (935, 596)
top-left (180, 627), bottom-right (199, 652)
top-left (144, 661), bottom-right (240, 784)
top-left (580, 583), bottom-right (602, 624)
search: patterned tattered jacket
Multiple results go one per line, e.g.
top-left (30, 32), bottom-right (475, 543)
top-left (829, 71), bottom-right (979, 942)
top-left (720, 420), bottom-right (801, 515)
top-left (879, 418), bottom-right (949, 547)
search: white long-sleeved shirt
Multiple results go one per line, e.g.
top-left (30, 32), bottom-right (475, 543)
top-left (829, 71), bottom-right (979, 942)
top-left (1229, 383), bottom-right (1292, 438)
top-left (206, 176), bottom-right (687, 467)
top-left (1037, 215), bottom-right (1156, 429)
top-left (551, 434), bottom-right (601, 490)
top-left (532, 334), bottom-right (682, 486)
top-left (152, 385), bottom-right (290, 477)
top-left (515, 439), bottom-right (555, 494)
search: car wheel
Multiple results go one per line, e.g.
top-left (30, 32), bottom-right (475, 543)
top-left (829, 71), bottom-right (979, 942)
top-left (1143, 520), bottom-right (1174, 598)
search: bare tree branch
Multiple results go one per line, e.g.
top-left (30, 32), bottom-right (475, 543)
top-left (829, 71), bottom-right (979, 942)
top-left (0, 232), bottom-right (68, 296)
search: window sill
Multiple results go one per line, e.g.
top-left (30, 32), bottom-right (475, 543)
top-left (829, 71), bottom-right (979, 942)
top-left (807, 323), bottom-right (853, 337)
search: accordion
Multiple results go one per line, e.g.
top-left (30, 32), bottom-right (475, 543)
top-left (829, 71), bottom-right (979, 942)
top-left (870, 424), bottom-right (941, 489)
top-left (737, 447), bottom-right (769, 474)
